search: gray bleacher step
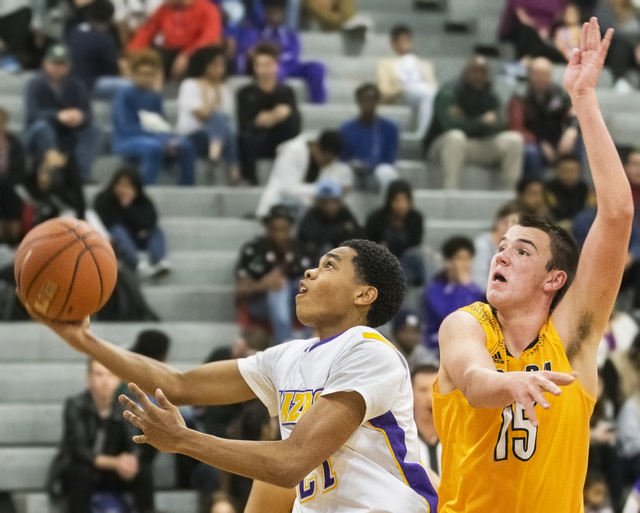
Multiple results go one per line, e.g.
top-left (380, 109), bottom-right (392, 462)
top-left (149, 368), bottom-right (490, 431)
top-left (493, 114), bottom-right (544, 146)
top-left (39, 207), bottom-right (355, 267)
top-left (301, 103), bottom-right (413, 131)
top-left (425, 219), bottom-right (490, 247)
top-left (0, 404), bottom-right (62, 445)
top-left (0, 322), bottom-right (238, 363)
top-left (153, 250), bottom-right (238, 286)
top-left (609, 112), bottom-right (640, 147)
top-left (142, 285), bottom-right (236, 322)
top-left (14, 490), bottom-right (198, 513)
top-left (161, 218), bottom-right (262, 251)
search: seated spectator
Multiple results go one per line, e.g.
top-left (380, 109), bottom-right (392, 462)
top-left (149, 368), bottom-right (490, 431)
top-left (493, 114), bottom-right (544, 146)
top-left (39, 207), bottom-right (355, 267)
top-left (508, 57), bottom-right (579, 179)
top-left (553, 3), bottom-right (582, 59)
top-left (235, 205), bottom-right (312, 343)
top-left (424, 56), bottom-right (523, 190)
top-left (377, 24), bottom-right (437, 138)
top-left (617, 393), bottom-right (640, 490)
top-left (127, 0), bottom-right (222, 79)
top-left (584, 472), bottom-right (615, 513)
top-left (23, 43), bottom-right (96, 182)
top-left (412, 364), bottom-right (441, 479)
top-left (574, 206), bottom-right (640, 313)
top-left (236, 0), bottom-right (327, 104)
top-left (365, 179), bottom-right (425, 286)
top-left (608, 331), bottom-right (640, 404)
top-left (48, 360), bottom-right (153, 513)
top-left (67, 0), bottom-right (130, 99)
top-left (624, 148), bottom-right (640, 220)
top-left (391, 309), bottom-right (437, 370)
top-left (255, 130), bottom-right (352, 218)
top-left (94, 167), bottom-right (171, 279)
top-left (297, 180), bottom-right (362, 261)
top-left (177, 45), bottom-right (239, 183)
top-left (424, 236), bottom-right (484, 352)
top-left (514, 177), bottom-right (550, 218)
top-left (340, 83), bottom-right (399, 194)
top-left (0, 0), bottom-right (46, 70)
top-left (597, 310), bottom-right (638, 368)
top-left (545, 155), bottom-right (594, 228)
top-left (112, 50), bottom-right (196, 185)
top-left (473, 202), bottom-right (521, 292)
top-left (0, 107), bottom-right (26, 245)
top-left (303, 0), bottom-right (373, 52)
top-left (236, 42), bottom-right (301, 185)
top-left (498, 0), bottom-right (567, 63)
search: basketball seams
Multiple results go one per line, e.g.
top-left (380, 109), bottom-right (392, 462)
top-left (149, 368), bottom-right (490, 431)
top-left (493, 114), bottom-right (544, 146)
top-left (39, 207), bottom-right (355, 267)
top-left (55, 247), bottom-right (89, 319)
top-left (23, 237), bottom-right (83, 298)
top-left (84, 245), bottom-right (105, 311)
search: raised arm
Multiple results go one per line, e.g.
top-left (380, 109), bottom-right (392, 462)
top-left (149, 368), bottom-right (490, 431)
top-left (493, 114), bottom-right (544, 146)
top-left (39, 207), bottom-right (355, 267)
top-left (438, 311), bottom-right (576, 426)
top-left (25, 315), bottom-right (256, 406)
top-left (552, 20), bottom-right (634, 369)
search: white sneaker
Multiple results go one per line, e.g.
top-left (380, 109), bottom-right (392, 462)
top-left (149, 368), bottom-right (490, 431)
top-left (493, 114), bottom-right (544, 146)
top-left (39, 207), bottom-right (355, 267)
top-left (615, 78), bottom-right (633, 94)
top-left (151, 259), bottom-right (172, 278)
top-left (136, 260), bottom-right (155, 280)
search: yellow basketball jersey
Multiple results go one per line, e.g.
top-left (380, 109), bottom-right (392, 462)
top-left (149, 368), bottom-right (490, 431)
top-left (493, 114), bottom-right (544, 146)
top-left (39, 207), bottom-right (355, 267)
top-left (432, 302), bottom-right (596, 513)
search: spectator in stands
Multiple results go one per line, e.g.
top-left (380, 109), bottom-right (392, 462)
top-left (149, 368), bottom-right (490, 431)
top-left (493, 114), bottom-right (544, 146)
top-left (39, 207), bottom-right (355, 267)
top-left (236, 0), bottom-right (327, 104)
top-left (67, 0), bottom-right (130, 99)
top-left (573, 206), bottom-right (640, 313)
top-left (0, 107), bottom-right (26, 245)
top-left (624, 148), bottom-right (640, 220)
top-left (391, 309), bottom-right (437, 370)
top-left (553, 3), bottom-right (582, 60)
top-left (545, 154), bottom-right (594, 227)
top-left (50, 360), bottom-right (154, 513)
top-left (514, 177), bottom-right (550, 218)
top-left (23, 43), bottom-right (97, 182)
top-left (424, 236), bottom-right (484, 353)
top-left (473, 202), bottom-right (521, 292)
top-left (94, 166), bottom-right (171, 279)
top-left (255, 130), bottom-right (352, 218)
top-left (0, 0), bottom-right (46, 70)
top-left (365, 179), bottom-right (425, 286)
top-left (507, 57), bottom-right (579, 178)
top-left (617, 392), bottom-right (640, 491)
top-left (412, 364), bottom-right (441, 479)
top-left (597, 310), bottom-right (638, 368)
top-left (498, 0), bottom-right (567, 63)
top-left (176, 45), bottom-right (240, 183)
top-left (424, 56), bottom-right (524, 190)
top-left (235, 204), bottom-right (312, 343)
top-left (303, 0), bottom-right (373, 52)
top-left (236, 42), bottom-right (301, 185)
top-left (583, 472), bottom-right (615, 513)
top-left (377, 24), bottom-right (437, 138)
top-left (127, 0), bottom-right (222, 79)
top-left (297, 180), bottom-right (361, 261)
top-left (609, 332), bottom-right (640, 404)
top-left (340, 83), bottom-right (399, 194)
top-left (112, 50), bottom-right (196, 185)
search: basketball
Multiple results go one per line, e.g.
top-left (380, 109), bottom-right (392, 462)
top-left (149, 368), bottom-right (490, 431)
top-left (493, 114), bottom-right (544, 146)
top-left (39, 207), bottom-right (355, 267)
top-left (14, 218), bottom-right (118, 322)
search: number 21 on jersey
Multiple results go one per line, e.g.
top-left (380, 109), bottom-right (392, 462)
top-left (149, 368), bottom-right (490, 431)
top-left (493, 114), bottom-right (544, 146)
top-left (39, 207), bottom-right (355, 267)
top-left (298, 459), bottom-right (337, 503)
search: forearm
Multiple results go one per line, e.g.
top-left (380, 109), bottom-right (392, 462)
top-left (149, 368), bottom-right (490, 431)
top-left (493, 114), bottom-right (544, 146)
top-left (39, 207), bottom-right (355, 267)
top-left (572, 92), bottom-right (633, 218)
top-left (176, 427), bottom-right (308, 488)
top-left (94, 454), bottom-right (119, 471)
top-left (459, 367), bottom-right (515, 409)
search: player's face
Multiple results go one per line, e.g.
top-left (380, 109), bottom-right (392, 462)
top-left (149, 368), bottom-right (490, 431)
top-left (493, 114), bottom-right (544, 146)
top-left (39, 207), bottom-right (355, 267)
top-left (87, 361), bottom-right (120, 403)
top-left (296, 246), bottom-right (363, 328)
top-left (412, 372), bottom-right (437, 418)
top-left (486, 225), bottom-right (556, 310)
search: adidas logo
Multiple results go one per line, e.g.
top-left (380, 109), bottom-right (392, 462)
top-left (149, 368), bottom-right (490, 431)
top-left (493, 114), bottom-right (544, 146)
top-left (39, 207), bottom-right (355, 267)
top-left (492, 351), bottom-right (505, 365)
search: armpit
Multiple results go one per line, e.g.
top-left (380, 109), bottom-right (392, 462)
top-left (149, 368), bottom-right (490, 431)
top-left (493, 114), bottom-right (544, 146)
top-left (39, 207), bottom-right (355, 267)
top-left (566, 311), bottom-right (595, 361)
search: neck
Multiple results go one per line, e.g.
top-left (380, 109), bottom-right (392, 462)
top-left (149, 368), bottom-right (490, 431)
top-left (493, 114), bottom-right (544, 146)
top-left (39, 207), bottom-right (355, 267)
top-left (204, 76), bottom-right (221, 86)
top-left (415, 414), bottom-right (439, 445)
top-left (359, 114), bottom-right (376, 125)
top-left (92, 393), bottom-right (112, 416)
top-left (316, 313), bottom-right (368, 341)
top-left (494, 303), bottom-right (550, 357)
top-left (258, 77), bottom-right (277, 92)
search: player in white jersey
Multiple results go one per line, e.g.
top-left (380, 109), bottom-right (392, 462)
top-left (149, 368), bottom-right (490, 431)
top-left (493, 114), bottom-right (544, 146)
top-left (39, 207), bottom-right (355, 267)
top-left (24, 239), bottom-right (438, 513)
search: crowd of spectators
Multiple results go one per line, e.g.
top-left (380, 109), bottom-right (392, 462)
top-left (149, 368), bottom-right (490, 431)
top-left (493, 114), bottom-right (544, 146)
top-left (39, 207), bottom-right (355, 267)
top-left (4, 0), bottom-right (640, 511)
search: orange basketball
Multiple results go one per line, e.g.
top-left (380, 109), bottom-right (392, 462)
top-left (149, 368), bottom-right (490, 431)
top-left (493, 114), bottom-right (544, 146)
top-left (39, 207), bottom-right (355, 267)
top-left (14, 217), bottom-right (118, 322)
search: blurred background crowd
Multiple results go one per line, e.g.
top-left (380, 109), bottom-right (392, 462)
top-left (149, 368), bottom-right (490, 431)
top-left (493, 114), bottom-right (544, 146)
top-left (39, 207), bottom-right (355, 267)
top-left (2, 0), bottom-right (640, 511)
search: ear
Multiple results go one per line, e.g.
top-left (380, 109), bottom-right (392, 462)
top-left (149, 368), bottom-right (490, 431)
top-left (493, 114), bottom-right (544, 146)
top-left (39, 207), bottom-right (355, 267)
top-left (354, 285), bottom-right (378, 308)
top-left (543, 270), bottom-right (567, 294)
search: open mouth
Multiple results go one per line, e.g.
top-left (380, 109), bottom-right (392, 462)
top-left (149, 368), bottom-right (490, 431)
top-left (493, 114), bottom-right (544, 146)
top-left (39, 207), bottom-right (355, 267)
top-left (298, 282), bottom-right (308, 295)
top-left (493, 272), bottom-right (507, 283)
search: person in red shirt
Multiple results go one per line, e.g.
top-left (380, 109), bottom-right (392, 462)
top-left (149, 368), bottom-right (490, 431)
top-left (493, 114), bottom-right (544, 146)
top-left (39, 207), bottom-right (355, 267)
top-left (128, 0), bottom-right (222, 79)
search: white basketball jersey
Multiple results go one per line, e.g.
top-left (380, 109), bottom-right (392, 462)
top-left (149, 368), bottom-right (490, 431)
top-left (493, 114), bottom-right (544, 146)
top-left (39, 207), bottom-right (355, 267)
top-left (238, 326), bottom-right (438, 512)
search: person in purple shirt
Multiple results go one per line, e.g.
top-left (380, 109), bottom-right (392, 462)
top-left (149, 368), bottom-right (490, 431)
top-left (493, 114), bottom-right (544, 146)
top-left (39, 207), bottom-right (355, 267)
top-left (236, 0), bottom-right (327, 103)
top-left (424, 236), bottom-right (484, 353)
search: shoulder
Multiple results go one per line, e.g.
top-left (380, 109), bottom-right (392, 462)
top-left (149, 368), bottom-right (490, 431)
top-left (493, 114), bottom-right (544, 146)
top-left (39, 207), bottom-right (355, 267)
top-left (366, 207), bottom-right (385, 222)
top-left (408, 209), bottom-right (423, 222)
top-left (340, 118), bottom-right (358, 132)
top-left (340, 327), bottom-right (400, 356)
top-left (439, 308), bottom-right (487, 344)
top-left (239, 236), bottom-right (265, 256)
top-left (378, 116), bottom-right (399, 131)
top-left (179, 78), bottom-right (198, 93)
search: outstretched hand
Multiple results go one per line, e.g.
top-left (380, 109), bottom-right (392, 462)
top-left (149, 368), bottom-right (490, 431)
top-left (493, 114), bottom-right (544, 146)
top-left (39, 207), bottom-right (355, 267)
top-left (120, 383), bottom-right (187, 453)
top-left (564, 17), bottom-right (613, 98)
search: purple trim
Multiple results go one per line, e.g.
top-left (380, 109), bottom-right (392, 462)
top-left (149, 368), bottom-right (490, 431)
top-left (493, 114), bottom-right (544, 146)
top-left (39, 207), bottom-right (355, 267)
top-left (369, 411), bottom-right (439, 510)
top-left (307, 331), bottom-right (346, 352)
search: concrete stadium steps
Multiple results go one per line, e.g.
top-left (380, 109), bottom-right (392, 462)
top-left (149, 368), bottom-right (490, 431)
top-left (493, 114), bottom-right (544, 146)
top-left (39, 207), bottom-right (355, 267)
top-left (609, 112), bottom-right (640, 147)
top-left (153, 250), bottom-right (237, 286)
top-left (0, 405), bottom-right (62, 446)
top-left (141, 285), bottom-right (236, 322)
top-left (13, 490), bottom-right (198, 513)
top-left (0, 322), bottom-right (238, 363)
top-left (161, 218), bottom-right (262, 251)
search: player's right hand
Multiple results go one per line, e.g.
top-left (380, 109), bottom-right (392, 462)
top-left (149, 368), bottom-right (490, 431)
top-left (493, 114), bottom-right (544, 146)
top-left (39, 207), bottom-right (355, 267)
top-left (506, 370), bottom-right (577, 427)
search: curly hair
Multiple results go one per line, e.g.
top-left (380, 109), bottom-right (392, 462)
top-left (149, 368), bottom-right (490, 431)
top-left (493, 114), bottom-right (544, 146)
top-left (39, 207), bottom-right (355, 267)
top-left (341, 239), bottom-right (406, 328)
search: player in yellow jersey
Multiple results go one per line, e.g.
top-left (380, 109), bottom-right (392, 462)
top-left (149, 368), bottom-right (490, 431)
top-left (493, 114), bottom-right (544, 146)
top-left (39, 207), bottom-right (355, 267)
top-left (432, 18), bottom-right (632, 513)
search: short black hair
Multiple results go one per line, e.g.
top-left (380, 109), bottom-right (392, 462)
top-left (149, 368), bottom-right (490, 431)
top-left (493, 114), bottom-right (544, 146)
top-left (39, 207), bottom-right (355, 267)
top-left (341, 239), bottom-right (406, 328)
top-left (494, 201), bottom-right (521, 222)
top-left (411, 364), bottom-right (439, 381)
top-left (441, 236), bottom-right (475, 260)
top-left (555, 154), bottom-right (581, 168)
top-left (253, 41), bottom-right (280, 61)
top-left (317, 130), bottom-right (343, 156)
top-left (263, 204), bottom-right (295, 225)
top-left (516, 177), bottom-right (544, 196)
top-left (106, 166), bottom-right (149, 203)
top-left (390, 24), bottom-right (412, 41)
top-left (384, 179), bottom-right (413, 211)
top-left (355, 83), bottom-right (380, 102)
top-left (518, 213), bottom-right (580, 312)
top-left (131, 329), bottom-right (171, 361)
top-left (186, 45), bottom-right (226, 78)
top-left (85, 0), bottom-right (114, 22)
top-left (263, 0), bottom-right (286, 8)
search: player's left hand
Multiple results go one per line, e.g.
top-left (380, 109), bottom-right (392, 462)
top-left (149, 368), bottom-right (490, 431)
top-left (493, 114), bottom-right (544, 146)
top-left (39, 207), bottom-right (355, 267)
top-left (564, 17), bottom-right (613, 99)
top-left (120, 383), bottom-right (187, 453)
